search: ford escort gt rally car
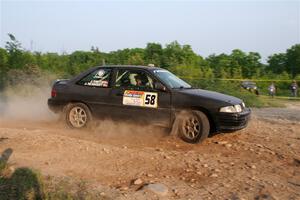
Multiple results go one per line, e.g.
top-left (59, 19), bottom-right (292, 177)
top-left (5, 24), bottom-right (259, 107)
top-left (48, 65), bottom-right (251, 143)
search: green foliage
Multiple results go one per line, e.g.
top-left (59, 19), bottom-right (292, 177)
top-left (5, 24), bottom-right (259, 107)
top-left (0, 33), bottom-right (299, 107)
top-left (267, 44), bottom-right (300, 78)
top-left (162, 41), bottom-right (202, 67)
top-left (5, 33), bottom-right (23, 54)
top-left (0, 48), bottom-right (9, 89)
top-left (267, 53), bottom-right (287, 74)
top-left (169, 65), bottom-right (201, 78)
top-left (9, 168), bottom-right (44, 200)
top-left (184, 79), bottom-right (285, 107)
top-left (145, 43), bottom-right (163, 66)
top-left (206, 49), bottom-right (263, 79)
top-left (286, 44), bottom-right (300, 77)
top-left (0, 152), bottom-right (105, 200)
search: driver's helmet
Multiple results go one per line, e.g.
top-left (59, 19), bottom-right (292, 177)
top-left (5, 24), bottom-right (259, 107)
top-left (134, 74), bottom-right (148, 85)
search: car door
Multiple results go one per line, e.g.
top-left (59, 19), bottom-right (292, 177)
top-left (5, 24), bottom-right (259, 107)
top-left (72, 67), bottom-right (114, 119)
top-left (109, 68), bottom-right (172, 127)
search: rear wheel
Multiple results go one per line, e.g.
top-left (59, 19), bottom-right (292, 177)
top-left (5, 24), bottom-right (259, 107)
top-left (64, 103), bottom-right (92, 129)
top-left (177, 110), bottom-right (210, 143)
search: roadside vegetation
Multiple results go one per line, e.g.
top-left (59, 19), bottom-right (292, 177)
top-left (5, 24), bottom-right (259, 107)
top-left (186, 79), bottom-right (284, 107)
top-left (0, 153), bottom-right (103, 200)
top-left (0, 33), bottom-right (299, 107)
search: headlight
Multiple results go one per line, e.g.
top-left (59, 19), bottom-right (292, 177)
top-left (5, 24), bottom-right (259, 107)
top-left (234, 104), bottom-right (242, 112)
top-left (241, 102), bottom-right (245, 108)
top-left (220, 105), bottom-right (242, 113)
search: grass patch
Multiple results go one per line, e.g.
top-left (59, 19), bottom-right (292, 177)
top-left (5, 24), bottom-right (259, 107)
top-left (0, 160), bottom-right (45, 200)
top-left (256, 96), bottom-right (285, 108)
top-left (0, 157), bottom-right (107, 200)
top-left (185, 79), bottom-right (292, 108)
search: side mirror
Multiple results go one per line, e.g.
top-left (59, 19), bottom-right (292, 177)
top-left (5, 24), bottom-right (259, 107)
top-left (154, 82), bottom-right (166, 91)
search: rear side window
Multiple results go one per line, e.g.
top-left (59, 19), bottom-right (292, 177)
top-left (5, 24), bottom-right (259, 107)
top-left (78, 69), bottom-right (111, 88)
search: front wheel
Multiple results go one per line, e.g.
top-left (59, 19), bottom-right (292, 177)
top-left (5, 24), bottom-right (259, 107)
top-left (177, 110), bottom-right (210, 143)
top-left (64, 103), bottom-right (92, 129)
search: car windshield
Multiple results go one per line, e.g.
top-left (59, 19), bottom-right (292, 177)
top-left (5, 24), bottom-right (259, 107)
top-left (153, 69), bottom-right (192, 89)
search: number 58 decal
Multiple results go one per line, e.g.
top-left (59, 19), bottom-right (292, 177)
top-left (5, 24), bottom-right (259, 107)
top-left (143, 92), bottom-right (158, 108)
top-left (123, 90), bottom-right (158, 108)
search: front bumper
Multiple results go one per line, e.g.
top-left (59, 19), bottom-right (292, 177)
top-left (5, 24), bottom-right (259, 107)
top-left (216, 108), bottom-right (251, 132)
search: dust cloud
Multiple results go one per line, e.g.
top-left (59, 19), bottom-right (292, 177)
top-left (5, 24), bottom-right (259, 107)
top-left (92, 119), bottom-right (169, 140)
top-left (0, 82), bottom-right (168, 141)
top-left (0, 84), bottom-right (57, 121)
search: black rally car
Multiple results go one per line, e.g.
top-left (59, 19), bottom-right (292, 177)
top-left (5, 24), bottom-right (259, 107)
top-left (48, 65), bottom-right (251, 143)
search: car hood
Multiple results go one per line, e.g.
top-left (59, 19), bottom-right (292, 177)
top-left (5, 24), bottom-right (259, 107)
top-left (177, 88), bottom-right (242, 105)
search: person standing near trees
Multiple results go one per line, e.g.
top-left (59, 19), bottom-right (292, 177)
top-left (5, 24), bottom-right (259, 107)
top-left (268, 82), bottom-right (276, 98)
top-left (290, 80), bottom-right (298, 97)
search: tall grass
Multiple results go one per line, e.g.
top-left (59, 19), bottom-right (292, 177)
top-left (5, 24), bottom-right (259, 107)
top-left (185, 79), bottom-right (285, 107)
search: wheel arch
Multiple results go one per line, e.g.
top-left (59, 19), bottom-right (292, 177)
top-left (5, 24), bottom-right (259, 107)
top-left (64, 100), bottom-right (93, 115)
top-left (189, 106), bottom-right (217, 135)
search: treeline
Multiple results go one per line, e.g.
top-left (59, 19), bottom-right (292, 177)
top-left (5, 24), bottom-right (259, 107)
top-left (0, 33), bottom-right (299, 89)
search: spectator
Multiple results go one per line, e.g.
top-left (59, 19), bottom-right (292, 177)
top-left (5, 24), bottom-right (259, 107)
top-left (290, 80), bottom-right (298, 97)
top-left (268, 82), bottom-right (276, 98)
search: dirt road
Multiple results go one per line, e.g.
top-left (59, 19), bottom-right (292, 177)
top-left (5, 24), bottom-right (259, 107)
top-left (0, 104), bottom-right (299, 199)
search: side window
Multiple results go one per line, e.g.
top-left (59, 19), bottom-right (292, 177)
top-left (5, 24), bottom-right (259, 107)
top-left (115, 69), bottom-right (154, 90)
top-left (78, 69), bottom-right (111, 88)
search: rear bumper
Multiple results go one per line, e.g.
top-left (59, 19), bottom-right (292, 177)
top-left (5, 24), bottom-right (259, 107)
top-left (216, 108), bottom-right (251, 132)
top-left (48, 98), bottom-right (65, 113)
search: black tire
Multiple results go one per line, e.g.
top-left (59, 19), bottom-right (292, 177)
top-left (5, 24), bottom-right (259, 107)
top-left (64, 103), bottom-right (92, 129)
top-left (176, 110), bottom-right (210, 143)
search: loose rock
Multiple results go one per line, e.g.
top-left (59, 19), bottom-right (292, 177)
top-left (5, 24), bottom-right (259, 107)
top-left (216, 141), bottom-right (228, 145)
top-left (143, 183), bottom-right (168, 196)
top-left (133, 178), bottom-right (143, 185)
top-left (120, 186), bottom-right (129, 191)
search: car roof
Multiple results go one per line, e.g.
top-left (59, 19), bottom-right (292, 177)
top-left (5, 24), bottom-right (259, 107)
top-left (95, 65), bottom-right (164, 71)
top-left (70, 65), bottom-right (166, 83)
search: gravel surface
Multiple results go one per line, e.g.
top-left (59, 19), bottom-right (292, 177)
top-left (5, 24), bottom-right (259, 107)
top-left (0, 104), bottom-right (299, 199)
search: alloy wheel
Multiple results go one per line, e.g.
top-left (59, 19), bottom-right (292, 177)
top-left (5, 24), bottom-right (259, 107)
top-left (182, 116), bottom-right (201, 139)
top-left (69, 106), bottom-right (87, 128)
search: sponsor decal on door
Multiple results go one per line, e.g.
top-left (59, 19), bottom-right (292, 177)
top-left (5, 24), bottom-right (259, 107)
top-left (123, 90), bottom-right (158, 108)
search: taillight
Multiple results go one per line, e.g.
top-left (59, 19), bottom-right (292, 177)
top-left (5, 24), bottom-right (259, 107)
top-left (51, 88), bottom-right (57, 98)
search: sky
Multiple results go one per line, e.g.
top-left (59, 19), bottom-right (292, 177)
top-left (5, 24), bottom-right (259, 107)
top-left (0, 0), bottom-right (299, 61)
